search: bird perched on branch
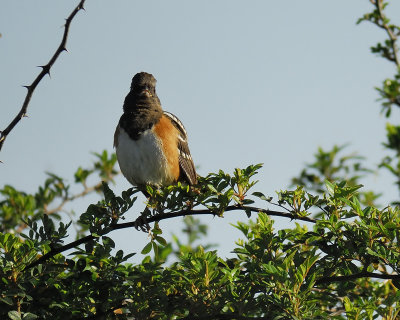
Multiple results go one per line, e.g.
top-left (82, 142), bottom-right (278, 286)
top-left (114, 72), bottom-right (197, 190)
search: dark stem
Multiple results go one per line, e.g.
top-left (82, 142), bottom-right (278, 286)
top-left (316, 271), bottom-right (400, 285)
top-left (26, 205), bottom-right (315, 269)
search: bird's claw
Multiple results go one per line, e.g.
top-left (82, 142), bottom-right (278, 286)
top-left (134, 214), bottom-right (150, 232)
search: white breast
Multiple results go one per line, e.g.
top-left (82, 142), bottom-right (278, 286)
top-left (116, 127), bottom-right (173, 187)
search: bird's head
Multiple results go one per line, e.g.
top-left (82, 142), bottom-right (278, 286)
top-left (130, 72), bottom-right (157, 98)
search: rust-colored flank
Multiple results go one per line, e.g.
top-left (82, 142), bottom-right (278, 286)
top-left (153, 115), bottom-right (180, 181)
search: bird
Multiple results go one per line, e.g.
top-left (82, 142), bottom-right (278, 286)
top-left (114, 72), bottom-right (197, 191)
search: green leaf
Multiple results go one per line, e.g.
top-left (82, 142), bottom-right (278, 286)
top-left (102, 236), bottom-right (115, 248)
top-left (152, 241), bottom-right (159, 258)
top-left (22, 313), bottom-right (38, 320)
top-left (141, 242), bottom-right (153, 255)
top-left (8, 311), bottom-right (21, 320)
top-left (325, 180), bottom-right (335, 195)
top-left (155, 236), bottom-right (167, 246)
top-left (102, 181), bottom-right (115, 202)
top-left (252, 192), bottom-right (272, 202)
top-left (207, 184), bottom-right (219, 193)
top-left (0, 296), bottom-right (13, 305)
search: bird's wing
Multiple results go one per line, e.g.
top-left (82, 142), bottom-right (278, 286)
top-left (163, 111), bottom-right (197, 185)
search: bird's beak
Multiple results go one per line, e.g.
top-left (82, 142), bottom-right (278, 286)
top-left (141, 88), bottom-right (153, 97)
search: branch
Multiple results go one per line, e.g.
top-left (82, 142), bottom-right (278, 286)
top-left (26, 203), bottom-right (400, 286)
top-left (89, 310), bottom-right (274, 320)
top-left (0, 0), bottom-right (86, 153)
top-left (316, 271), bottom-right (400, 285)
top-left (114, 205), bottom-right (317, 231)
top-left (26, 205), bottom-right (315, 269)
top-left (374, 0), bottom-right (399, 66)
top-left (179, 315), bottom-right (273, 320)
top-left (44, 181), bottom-right (102, 215)
top-left (14, 181), bottom-right (103, 234)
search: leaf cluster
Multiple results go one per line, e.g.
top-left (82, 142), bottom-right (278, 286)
top-left (0, 161), bottom-right (399, 318)
top-left (0, 151), bottom-right (117, 236)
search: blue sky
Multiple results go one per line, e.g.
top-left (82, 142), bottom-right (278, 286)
top-left (1, 1), bottom-right (399, 260)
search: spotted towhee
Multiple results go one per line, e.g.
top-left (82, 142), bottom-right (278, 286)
top-left (114, 72), bottom-right (197, 189)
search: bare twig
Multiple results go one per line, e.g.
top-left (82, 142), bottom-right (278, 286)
top-left (0, 0), bottom-right (86, 153)
top-left (25, 205), bottom-right (315, 269)
top-left (44, 181), bottom-right (102, 215)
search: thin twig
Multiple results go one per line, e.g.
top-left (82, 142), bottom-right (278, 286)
top-left (45, 182), bottom-right (102, 215)
top-left (13, 181), bottom-right (102, 234)
top-left (315, 271), bottom-right (400, 285)
top-left (374, 0), bottom-right (399, 66)
top-left (0, 0), bottom-right (86, 153)
top-left (25, 205), bottom-right (315, 269)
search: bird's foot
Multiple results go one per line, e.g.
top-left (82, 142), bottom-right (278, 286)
top-left (134, 213), bottom-right (150, 233)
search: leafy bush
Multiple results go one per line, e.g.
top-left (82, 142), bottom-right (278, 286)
top-left (1, 0), bottom-right (400, 319)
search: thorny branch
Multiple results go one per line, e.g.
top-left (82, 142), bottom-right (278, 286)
top-left (0, 0), bottom-right (86, 153)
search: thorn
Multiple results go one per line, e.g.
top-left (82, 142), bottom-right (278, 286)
top-left (38, 65), bottom-right (51, 77)
top-left (62, 46), bottom-right (68, 52)
top-left (22, 85), bottom-right (30, 90)
top-left (22, 113), bottom-right (28, 118)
